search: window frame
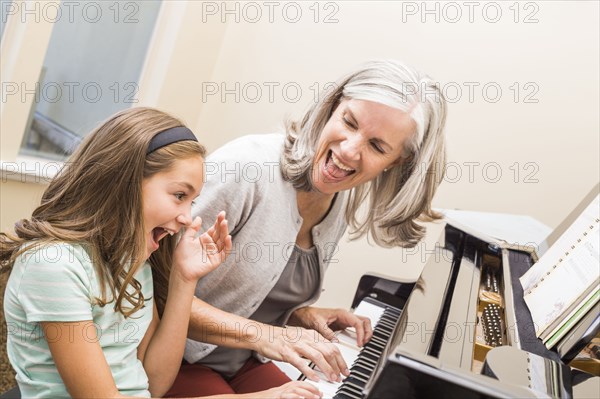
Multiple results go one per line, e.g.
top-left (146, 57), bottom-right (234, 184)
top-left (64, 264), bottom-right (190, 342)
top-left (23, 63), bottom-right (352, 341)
top-left (0, 0), bottom-right (224, 184)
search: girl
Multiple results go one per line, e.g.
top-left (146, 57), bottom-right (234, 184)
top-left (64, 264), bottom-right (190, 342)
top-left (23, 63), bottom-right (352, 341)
top-left (1, 107), bottom-right (321, 399)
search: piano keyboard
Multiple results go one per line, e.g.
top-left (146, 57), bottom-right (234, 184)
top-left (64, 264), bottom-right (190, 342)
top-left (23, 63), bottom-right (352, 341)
top-left (333, 303), bottom-right (402, 399)
top-left (275, 299), bottom-right (403, 399)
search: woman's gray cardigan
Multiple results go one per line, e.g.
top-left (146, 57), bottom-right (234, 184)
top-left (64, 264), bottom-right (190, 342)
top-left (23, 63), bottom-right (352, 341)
top-left (184, 133), bottom-right (348, 364)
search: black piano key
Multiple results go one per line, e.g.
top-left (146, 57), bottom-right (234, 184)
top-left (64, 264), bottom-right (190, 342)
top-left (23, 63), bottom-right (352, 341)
top-left (374, 325), bottom-right (393, 334)
top-left (381, 312), bottom-right (398, 322)
top-left (368, 339), bottom-right (386, 350)
top-left (343, 375), bottom-right (366, 389)
top-left (367, 339), bottom-right (385, 350)
top-left (374, 325), bottom-right (393, 335)
top-left (356, 356), bottom-right (378, 369)
top-left (337, 382), bottom-right (364, 397)
top-left (378, 318), bottom-right (396, 328)
top-left (361, 351), bottom-right (382, 363)
top-left (352, 364), bottom-right (372, 376)
top-left (372, 330), bottom-right (391, 341)
top-left (334, 393), bottom-right (358, 399)
top-left (335, 386), bottom-right (363, 399)
top-left (374, 323), bottom-right (392, 332)
top-left (336, 389), bottom-right (362, 399)
top-left (359, 350), bottom-right (379, 362)
top-left (383, 311), bottom-right (400, 321)
top-left (340, 380), bottom-right (365, 395)
top-left (349, 370), bottom-right (369, 383)
top-left (354, 357), bottom-right (377, 369)
top-left (363, 345), bottom-right (382, 357)
top-left (347, 373), bottom-right (367, 384)
top-left (373, 327), bottom-right (391, 336)
top-left (373, 325), bottom-right (391, 334)
top-left (386, 306), bottom-right (402, 316)
top-left (383, 310), bottom-right (400, 319)
top-left (376, 325), bottom-right (394, 334)
top-left (379, 322), bottom-right (395, 330)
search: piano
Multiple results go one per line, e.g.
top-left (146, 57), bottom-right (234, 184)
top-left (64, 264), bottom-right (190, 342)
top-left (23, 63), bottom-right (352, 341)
top-left (283, 216), bottom-right (600, 398)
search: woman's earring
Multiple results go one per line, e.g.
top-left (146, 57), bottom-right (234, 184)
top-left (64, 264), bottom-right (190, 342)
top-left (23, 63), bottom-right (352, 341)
top-left (384, 168), bottom-right (389, 172)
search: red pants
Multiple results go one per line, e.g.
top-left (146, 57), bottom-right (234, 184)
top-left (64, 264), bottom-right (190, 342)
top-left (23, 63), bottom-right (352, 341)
top-left (166, 358), bottom-right (292, 397)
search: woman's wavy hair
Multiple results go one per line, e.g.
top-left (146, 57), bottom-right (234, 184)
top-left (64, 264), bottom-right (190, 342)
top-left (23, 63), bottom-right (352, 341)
top-left (0, 107), bottom-right (205, 317)
top-left (282, 60), bottom-right (447, 248)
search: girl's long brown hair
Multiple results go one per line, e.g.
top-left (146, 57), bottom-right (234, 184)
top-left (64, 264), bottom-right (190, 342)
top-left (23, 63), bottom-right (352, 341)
top-left (0, 107), bottom-right (205, 317)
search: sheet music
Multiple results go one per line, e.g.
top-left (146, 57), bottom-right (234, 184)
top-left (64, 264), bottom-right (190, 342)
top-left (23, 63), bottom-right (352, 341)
top-left (520, 193), bottom-right (600, 337)
top-left (520, 194), bottom-right (599, 293)
top-left (524, 228), bottom-right (599, 334)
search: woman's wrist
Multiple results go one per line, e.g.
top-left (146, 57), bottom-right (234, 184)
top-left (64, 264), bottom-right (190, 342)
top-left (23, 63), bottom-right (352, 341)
top-left (250, 322), bottom-right (280, 352)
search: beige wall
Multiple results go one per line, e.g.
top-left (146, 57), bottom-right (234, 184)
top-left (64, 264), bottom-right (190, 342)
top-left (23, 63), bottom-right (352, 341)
top-left (192, 1), bottom-right (600, 308)
top-left (2, 1), bottom-right (599, 309)
top-left (0, 179), bottom-right (47, 232)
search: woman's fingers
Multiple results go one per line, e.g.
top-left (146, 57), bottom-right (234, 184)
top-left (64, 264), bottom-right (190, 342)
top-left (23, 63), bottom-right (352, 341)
top-left (286, 352), bottom-right (320, 383)
top-left (315, 340), bottom-right (350, 378)
top-left (330, 309), bottom-right (372, 347)
top-left (360, 316), bottom-right (373, 345)
top-left (297, 341), bottom-right (347, 382)
top-left (314, 321), bottom-right (337, 343)
top-left (348, 314), bottom-right (366, 347)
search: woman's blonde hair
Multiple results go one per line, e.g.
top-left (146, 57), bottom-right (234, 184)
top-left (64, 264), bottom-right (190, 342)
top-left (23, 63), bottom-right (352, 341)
top-left (282, 60), bottom-right (447, 247)
top-left (0, 107), bottom-right (205, 317)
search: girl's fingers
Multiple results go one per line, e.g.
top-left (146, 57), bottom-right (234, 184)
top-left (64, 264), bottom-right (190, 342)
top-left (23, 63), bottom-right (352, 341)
top-left (217, 220), bottom-right (229, 248)
top-left (211, 219), bottom-right (229, 252)
top-left (199, 232), bottom-right (218, 256)
top-left (209, 213), bottom-right (224, 242)
top-left (185, 217), bottom-right (202, 238)
top-left (220, 235), bottom-right (233, 261)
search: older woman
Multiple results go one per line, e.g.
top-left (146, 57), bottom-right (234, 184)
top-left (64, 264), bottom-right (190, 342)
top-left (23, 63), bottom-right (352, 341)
top-left (166, 60), bottom-right (447, 397)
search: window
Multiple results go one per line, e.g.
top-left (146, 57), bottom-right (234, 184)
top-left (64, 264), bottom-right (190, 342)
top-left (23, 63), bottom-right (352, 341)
top-left (1, 1), bottom-right (221, 181)
top-left (0, 0), bottom-right (12, 40)
top-left (18, 1), bottom-right (161, 160)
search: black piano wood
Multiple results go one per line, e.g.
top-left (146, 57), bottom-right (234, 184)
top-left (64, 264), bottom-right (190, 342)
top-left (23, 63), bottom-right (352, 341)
top-left (350, 274), bottom-right (414, 311)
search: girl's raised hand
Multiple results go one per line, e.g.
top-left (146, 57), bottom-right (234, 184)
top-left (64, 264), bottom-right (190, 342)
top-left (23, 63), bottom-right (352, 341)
top-left (172, 211), bottom-right (232, 283)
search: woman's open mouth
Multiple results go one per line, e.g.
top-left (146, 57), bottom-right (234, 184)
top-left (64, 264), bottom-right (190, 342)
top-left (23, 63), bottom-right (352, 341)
top-left (322, 150), bottom-right (356, 182)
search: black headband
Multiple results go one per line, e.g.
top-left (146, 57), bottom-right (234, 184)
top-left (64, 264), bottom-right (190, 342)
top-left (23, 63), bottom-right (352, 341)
top-left (147, 126), bottom-right (198, 154)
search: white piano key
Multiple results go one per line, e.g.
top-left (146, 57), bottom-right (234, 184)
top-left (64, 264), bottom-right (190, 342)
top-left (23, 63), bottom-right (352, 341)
top-left (336, 341), bottom-right (360, 369)
top-left (273, 359), bottom-right (305, 380)
top-left (312, 340), bottom-right (359, 373)
top-left (336, 328), bottom-right (360, 347)
top-left (308, 369), bottom-right (342, 398)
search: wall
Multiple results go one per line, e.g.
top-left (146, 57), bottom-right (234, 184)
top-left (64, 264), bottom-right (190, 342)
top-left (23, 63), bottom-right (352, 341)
top-left (190, 1), bottom-right (600, 307)
top-left (1, 1), bottom-right (599, 310)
